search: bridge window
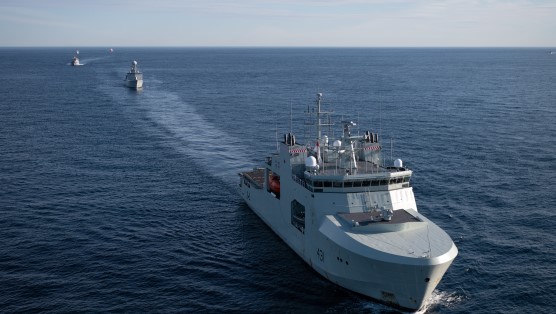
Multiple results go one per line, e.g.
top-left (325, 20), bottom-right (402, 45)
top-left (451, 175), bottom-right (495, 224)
top-left (390, 177), bottom-right (404, 184)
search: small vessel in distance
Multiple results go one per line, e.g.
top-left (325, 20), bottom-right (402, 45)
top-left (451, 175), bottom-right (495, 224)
top-left (124, 60), bottom-right (143, 89)
top-left (71, 50), bottom-right (80, 66)
top-left (238, 93), bottom-right (458, 311)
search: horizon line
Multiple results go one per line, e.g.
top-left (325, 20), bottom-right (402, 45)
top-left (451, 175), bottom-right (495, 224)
top-left (1, 45), bottom-right (555, 49)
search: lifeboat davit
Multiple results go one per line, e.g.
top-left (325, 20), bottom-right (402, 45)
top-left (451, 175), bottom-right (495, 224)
top-left (269, 175), bottom-right (280, 196)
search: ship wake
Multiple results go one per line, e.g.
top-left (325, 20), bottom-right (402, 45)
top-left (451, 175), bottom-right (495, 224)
top-left (355, 289), bottom-right (465, 313)
top-left (98, 75), bottom-right (255, 186)
top-left (417, 289), bottom-right (466, 313)
top-left (139, 90), bottom-right (255, 183)
top-left (77, 56), bottom-right (111, 65)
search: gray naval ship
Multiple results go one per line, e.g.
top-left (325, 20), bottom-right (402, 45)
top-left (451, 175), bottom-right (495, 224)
top-left (124, 60), bottom-right (143, 89)
top-left (239, 93), bottom-right (458, 311)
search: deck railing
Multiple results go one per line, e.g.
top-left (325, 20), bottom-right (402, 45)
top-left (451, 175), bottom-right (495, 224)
top-left (292, 175), bottom-right (311, 191)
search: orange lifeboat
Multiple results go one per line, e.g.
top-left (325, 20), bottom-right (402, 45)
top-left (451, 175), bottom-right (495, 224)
top-left (269, 175), bottom-right (280, 196)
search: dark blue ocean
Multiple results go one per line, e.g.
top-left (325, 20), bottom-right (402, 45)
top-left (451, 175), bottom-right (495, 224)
top-left (1, 47), bottom-right (555, 313)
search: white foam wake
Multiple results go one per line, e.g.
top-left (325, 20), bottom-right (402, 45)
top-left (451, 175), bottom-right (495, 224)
top-left (77, 56), bottom-right (111, 65)
top-left (95, 71), bottom-right (264, 186)
top-left (415, 289), bottom-right (465, 313)
top-left (357, 289), bottom-right (465, 313)
top-left (133, 89), bottom-right (256, 185)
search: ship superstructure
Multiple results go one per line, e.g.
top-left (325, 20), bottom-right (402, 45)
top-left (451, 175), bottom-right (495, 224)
top-left (238, 93), bottom-right (457, 311)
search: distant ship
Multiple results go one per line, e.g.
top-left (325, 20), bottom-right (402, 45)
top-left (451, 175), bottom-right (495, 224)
top-left (238, 93), bottom-right (458, 311)
top-left (124, 61), bottom-right (143, 89)
top-left (71, 50), bottom-right (80, 66)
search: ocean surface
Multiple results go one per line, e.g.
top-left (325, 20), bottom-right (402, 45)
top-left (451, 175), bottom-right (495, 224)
top-left (1, 47), bottom-right (555, 313)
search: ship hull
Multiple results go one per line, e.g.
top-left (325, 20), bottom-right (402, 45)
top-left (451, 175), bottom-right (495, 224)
top-left (314, 231), bottom-right (457, 310)
top-left (239, 174), bottom-right (457, 311)
top-left (125, 79), bottom-right (143, 89)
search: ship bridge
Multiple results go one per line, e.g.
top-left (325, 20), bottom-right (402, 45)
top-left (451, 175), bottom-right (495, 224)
top-left (301, 164), bottom-right (412, 193)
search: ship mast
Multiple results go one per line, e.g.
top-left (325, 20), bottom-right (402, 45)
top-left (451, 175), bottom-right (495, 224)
top-left (316, 93), bottom-right (323, 164)
top-left (316, 93), bottom-right (322, 141)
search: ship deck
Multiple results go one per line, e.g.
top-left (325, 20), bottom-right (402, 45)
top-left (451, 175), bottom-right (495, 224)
top-left (338, 210), bottom-right (421, 226)
top-left (241, 169), bottom-right (265, 189)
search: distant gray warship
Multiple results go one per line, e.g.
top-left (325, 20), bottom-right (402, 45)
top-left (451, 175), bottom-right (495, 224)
top-left (124, 61), bottom-right (143, 89)
top-left (239, 93), bottom-right (457, 311)
top-left (71, 50), bottom-right (80, 66)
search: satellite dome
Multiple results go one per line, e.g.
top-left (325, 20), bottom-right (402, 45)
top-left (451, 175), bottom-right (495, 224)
top-left (394, 159), bottom-right (403, 168)
top-left (305, 156), bottom-right (317, 167)
top-left (132, 60), bottom-right (137, 65)
top-left (333, 140), bottom-right (342, 148)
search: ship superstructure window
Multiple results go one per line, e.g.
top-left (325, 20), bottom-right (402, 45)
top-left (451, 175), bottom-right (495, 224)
top-left (391, 177), bottom-right (403, 184)
top-left (291, 200), bottom-right (305, 234)
top-left (305, 176), bottom-right (411, 192)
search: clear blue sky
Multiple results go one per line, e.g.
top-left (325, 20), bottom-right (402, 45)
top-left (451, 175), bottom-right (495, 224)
top-left (1, 0), bottom-right (555, 47)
